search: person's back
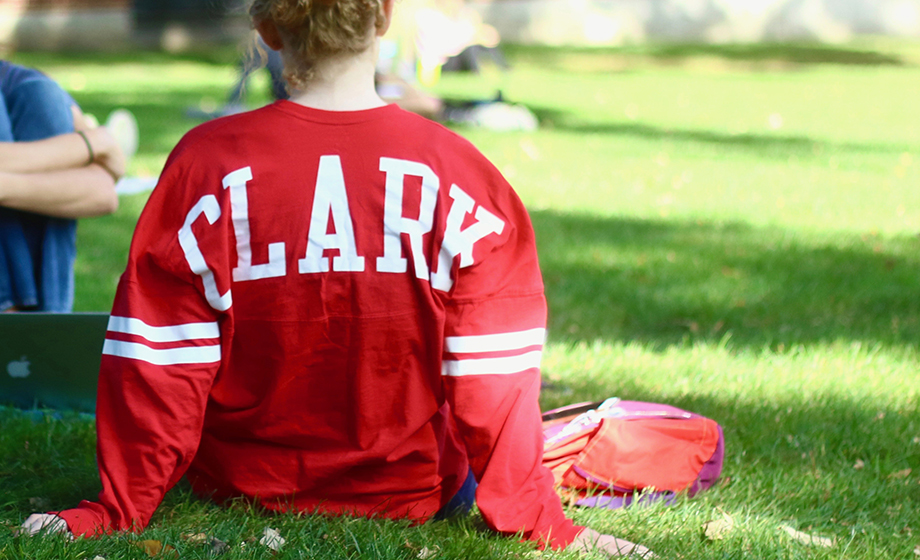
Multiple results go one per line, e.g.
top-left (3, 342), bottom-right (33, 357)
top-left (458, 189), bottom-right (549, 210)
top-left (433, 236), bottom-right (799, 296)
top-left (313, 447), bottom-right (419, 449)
top-left (124, 101), bottom-right (538, 518)
top-left (71, 95), bottom-right (569, 540)
top-left (22, 0), bottom-right (652, 555)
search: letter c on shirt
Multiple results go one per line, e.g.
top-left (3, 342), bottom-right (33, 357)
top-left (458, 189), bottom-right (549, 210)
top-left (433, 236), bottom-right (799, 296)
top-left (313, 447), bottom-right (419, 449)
top-left (179, 194), bottom-right (232, 311)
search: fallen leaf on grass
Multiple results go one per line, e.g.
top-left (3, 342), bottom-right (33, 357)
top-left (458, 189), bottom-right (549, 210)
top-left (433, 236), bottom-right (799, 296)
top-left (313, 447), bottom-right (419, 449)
top-left (914, 544), bottom-right (919, 556)
top-left (702, 513), bottom-right (734, 540)
top-left (182, 532), bottom-right (208, 544)
top-left (183, 532), bottom-right (229, 555)
top-left (404, 540), bottom-right (441, 559)
top-left (779, 526), bottom-right (834, 548)
top-left (889, 468), bottom-right (912, 480)
top-left (259, 527), bottom-right (285, 551)
top-left (853, 459), bottom-right (865, 470)
top-left (418, 546), bottom-right (439, 559)
top-left (135, 539), bottom-right (178, 558)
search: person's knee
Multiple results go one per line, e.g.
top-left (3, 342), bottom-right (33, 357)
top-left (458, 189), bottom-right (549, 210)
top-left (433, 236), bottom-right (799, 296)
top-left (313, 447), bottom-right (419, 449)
top-left (6, 77), bottom-right (75, 141)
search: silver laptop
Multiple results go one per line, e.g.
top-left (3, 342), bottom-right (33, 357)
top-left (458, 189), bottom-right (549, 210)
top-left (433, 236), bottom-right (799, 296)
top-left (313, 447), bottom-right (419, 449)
top-left (0, 312), bottom-right (108, 412)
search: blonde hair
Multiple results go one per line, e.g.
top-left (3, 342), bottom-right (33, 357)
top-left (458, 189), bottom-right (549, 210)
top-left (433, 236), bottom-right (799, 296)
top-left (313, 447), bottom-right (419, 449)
top-left (250, 0), bottom-right (385, 90)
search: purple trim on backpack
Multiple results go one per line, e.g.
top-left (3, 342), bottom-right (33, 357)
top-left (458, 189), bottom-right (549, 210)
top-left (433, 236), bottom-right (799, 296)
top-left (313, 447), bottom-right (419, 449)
top-left (569, 422), bottom-right (724, 497)
top-left (689, 424), bottom-right (724, 496)
top-left (575, 491), bottom-right (676, 510)
top-left (543, 399), bottom-right (726, 508)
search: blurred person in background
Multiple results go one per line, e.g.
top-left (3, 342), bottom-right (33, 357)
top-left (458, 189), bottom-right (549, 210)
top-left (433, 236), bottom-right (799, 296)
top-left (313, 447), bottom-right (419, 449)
top-left (413, 0), bottom-right (508, 83)
top-left (0, 61), bottom-right (125, 312)
top-left (213, 29), bottom-right (443, 120)
top-left (219, 33), bottom-right (290, 116)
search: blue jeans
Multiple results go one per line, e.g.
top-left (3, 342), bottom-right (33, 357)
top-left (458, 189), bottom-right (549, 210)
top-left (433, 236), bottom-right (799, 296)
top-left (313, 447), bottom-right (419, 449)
top-left (433, 467), bottom-right (477, 520)
top-left (0, 62), bottom-right (78, 312)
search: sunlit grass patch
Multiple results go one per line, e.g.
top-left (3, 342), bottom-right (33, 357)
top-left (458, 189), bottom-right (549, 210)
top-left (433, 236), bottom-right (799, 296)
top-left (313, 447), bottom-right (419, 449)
top-left (3, 40), bottom-right (920, 559)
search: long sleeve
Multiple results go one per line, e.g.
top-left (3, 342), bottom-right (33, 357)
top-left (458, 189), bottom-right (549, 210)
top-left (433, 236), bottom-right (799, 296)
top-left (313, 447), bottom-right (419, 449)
top-left (56, 142), bottom-right (231, 537)
top-left (439, 185), bottom-right (582, 550)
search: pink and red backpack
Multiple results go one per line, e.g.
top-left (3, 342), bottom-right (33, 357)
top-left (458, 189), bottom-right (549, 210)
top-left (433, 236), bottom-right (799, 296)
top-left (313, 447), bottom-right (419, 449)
top-left (542, 398), bottom-right (725, 509)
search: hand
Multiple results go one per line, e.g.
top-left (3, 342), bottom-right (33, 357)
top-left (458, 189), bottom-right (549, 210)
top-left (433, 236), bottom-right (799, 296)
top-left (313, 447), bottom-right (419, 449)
top-left (19, 513), bottom-right (72, 539)
top-left (567, 528), bottom-right (656, 558)
top-left (86, 126), bottom-right (126, 181)
top-left (71, 104), bottom-right (126, 181)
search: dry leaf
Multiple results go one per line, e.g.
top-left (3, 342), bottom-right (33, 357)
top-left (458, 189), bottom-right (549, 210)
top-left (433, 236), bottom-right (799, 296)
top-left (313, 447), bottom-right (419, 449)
top-left (702, 513), bottom-right (734, 540)
top-left (136, 540), bottom-right (162, 555)
top-left (913, 544), bottom-right (919, 556)
top-left (779, 526), bottom-right (834, 548)
top-left (889, 469), bottom-right (912, 480)
top-left (183, 532), bottom-right (209, 544)
top-left (182, 532), bottom-right (229, 555)
top-left (135, 539), bottom-right (178, 558)
top-left (418, 546), bottom-right (439, 559)
top-left (853, 459), bottom-right (865, 470)
top-left (259, 527), bottom-right (285, 551)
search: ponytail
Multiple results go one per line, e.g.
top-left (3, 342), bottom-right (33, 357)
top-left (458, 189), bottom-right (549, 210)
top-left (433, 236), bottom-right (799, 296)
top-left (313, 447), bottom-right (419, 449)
top-left (250, 0), bottom-right (385, 90)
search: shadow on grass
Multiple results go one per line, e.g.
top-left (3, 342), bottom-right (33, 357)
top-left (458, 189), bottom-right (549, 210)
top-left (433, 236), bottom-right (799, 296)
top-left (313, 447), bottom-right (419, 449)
top-left (557, 121), bottom-right (906, 157)
top-left (505, 42), bottom-right (909, 74)
top-left (521, 105), bottom-right (909, 158)
top-left (534, 211), bottom-right (920, 350)
top-left (644, 43), bottom-right (907, 66)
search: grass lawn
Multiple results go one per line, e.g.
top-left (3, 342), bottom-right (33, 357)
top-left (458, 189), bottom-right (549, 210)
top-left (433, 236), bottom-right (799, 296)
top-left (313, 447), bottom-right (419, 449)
top-left (2, 39), bottom-right (919, 559)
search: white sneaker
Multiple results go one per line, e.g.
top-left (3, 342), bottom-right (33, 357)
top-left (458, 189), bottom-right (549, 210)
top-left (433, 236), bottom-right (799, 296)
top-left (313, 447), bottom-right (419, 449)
top-left (468, 102), bottom-right (539, 132)
top-left (105, 108), bottom-right (139, 163)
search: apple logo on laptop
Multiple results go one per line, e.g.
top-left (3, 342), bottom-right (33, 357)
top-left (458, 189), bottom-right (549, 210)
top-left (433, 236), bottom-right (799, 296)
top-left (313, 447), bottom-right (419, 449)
top-left (7, 356), bottom-right (30, 378)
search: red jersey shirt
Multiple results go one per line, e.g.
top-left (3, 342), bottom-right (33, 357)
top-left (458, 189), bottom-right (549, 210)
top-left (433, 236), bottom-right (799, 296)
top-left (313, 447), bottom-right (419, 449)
top-left (57, 101), bottom-right (582, 548)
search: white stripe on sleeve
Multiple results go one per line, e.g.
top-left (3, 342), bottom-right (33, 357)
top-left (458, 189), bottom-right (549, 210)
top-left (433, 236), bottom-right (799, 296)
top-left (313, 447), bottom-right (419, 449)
top-left (442, 350), bottom-right (543, 377)
top-left (444, 328), bottom-right (546, 354)
top-left (102, 339), bottom-right (221, 366)
top-left (107, 316), bottom-right (220, 343)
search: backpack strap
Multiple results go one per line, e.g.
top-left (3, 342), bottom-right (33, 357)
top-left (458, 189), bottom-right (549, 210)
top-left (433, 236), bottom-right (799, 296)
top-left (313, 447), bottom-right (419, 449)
top-left (541, 401), bottom-right (603, 422)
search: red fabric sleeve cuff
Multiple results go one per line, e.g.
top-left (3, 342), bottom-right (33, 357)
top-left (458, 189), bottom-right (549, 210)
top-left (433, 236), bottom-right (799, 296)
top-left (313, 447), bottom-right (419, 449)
top-left (55, 503), bottom-right (107, 538)
top-left (534, 521), bottom-right (585, 550)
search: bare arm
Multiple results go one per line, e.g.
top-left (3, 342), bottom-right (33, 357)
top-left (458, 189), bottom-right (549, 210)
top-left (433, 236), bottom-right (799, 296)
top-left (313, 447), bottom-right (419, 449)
top-left (0, 128), bottom-right (125, 179)
top-left (0, 133), bottom-right (91, 173)
top-left (567, 528), bottom-right (656, 558)
top-left (0, 164), bottom-right (119, 218)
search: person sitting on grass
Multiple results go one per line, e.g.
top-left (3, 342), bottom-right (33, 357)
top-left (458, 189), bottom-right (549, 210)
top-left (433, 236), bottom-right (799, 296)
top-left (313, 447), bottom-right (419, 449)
top-left (20, 1), bottom-right (652, 557)
top-left (0, 60), bottom-right (124, 312)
